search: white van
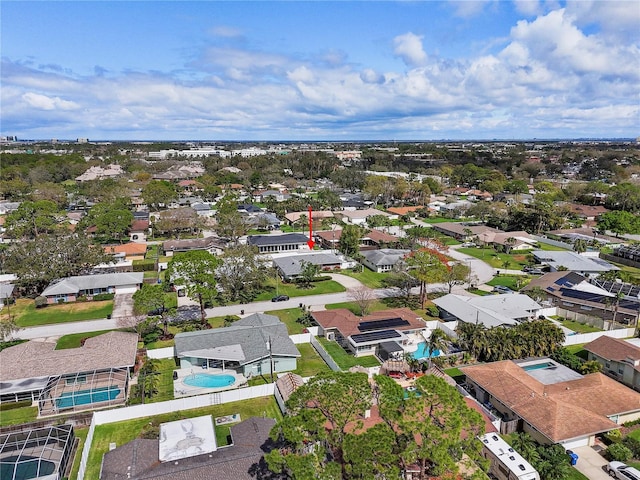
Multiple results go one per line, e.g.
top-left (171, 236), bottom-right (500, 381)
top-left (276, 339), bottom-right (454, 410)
top-left (607, 461), bottom-right (640, 480)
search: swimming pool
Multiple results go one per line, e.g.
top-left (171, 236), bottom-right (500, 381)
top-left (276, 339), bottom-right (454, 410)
top-left (0, 455), bottom-right (55, 480)
top-left (412, 342), bottom-right (441, 360)
top-left (523, 361), bottom-right (555, 371)
top-left (55, 386), bottom-right (121, 409)
top-left (183, 373), bottom-right (236, 388)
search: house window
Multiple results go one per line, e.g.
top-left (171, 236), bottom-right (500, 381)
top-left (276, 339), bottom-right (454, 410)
top-left (618, 367), bottom-right (624, 374)
top-left (605, 362), bottom-right (610, 369)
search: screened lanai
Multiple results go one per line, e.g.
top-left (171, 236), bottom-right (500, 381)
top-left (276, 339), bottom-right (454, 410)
top-left (37, 368), bottom-right (129, 416)
top-left (0, 424), bottom-right (74, 480)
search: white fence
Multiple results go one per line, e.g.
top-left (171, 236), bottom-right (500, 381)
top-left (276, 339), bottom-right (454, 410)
top-left (289, 333), bottom-right (312, 344)
top-left (77, 384), bottom-right (274, 480)
top-left (146, 346), bottom-right (174, 359)
top-left (309, 335), bottom-right (341, 371)
top-left (563, 328), bottom-right (635, 346)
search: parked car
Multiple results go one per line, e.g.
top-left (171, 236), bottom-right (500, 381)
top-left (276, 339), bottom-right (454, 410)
top-left (271, 295), bottom-right (290, 302)
top-left (607, 461), bottom-right (640, 480)
top-left (493, 285), bottom-right (515, 294)
top-left (523, 266), bottom-right (544, 275)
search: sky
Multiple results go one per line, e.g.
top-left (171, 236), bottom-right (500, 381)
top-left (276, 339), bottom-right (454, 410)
top-left (1, 1), bottom-right (639, 141)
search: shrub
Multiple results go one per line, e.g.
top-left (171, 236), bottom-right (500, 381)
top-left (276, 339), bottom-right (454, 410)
top-left (605, 429), bottom-right (623, 444)
top-left (607, 443), bottom-right (633, 462)
top-left (427, 305), bottom-right (439, 317)
top-left (623, 436), bottom-right (640, 458)
top-left (92, 293), bottom-right (115, 301)
top-left (133, 259), bottom-right (157, 272)
top-left (34, 296), bottom-right (48, 308)
top-left (0, 399), bottom-right (32, 411)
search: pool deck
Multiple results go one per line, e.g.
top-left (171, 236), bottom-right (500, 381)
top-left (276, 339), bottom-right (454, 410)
top-left (173, 368), bottom-right (248, 398)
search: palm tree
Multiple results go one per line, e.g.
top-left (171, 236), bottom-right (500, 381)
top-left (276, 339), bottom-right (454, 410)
top-left (424, 328), bottom-right (450, 368)
top-left (573, 238), bottom-right (588, 253)
top-left (511, 432), bottom-right (541, 465)
top-left (504, 237), bottom-right (517, 254)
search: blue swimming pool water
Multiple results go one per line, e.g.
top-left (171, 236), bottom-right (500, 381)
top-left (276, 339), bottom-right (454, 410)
top-left (412, 342), bottom-right (441, 360)
top-left (523, 362), bottom-right (555, 371)
top-left (183, 373), bottom-right (236, 388)
top-left (56, 386), bottom-right (121, 409)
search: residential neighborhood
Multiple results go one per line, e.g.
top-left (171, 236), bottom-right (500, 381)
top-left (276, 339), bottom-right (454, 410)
top-left (1, 139), bottom-right (640, 480)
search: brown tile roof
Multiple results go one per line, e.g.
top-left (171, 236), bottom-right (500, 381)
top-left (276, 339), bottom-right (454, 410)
top-left (311, 308), bottom-right (426, 338)
top-left (104, 242), bottom-right (147, 256)
top-left (0, 331), bottom-right (139, 382)
top-left (131, 219), bottom-right (149, 231)
top-left (461, 360), bottom-right (640, 442)
top-left (584, 336), bottom-right (640, 363)
top-left (386, 206), bottom-right (425, 215)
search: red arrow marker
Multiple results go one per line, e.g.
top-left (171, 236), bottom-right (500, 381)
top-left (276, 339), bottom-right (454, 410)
top-left (307, 205), bottom-right (315, 249)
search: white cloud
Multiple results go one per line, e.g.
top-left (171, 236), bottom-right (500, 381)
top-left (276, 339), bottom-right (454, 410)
top-left (514, 0), bottom-right (542, 16)
top-left (393, 32), bottom-right (428, 67)
top-left (22, 92), bottom-right (78, 110)
top-left (449, 0), bottom-right (491, 18)
top-left (208, 25), bottom-right (243, 38)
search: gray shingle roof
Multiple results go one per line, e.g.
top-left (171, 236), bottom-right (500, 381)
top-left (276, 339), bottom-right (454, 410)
top-left (360, 249), bottom-right (410, 266)
top-left (247, 233), bottom-right (308, 247)
top-left (101, 417), bottom-right (281, 480)
top-left (273, 252), bottom-right (342, 277)
top-left (174, 313), bottom-right (300, 365)
top-left (41, 272), bottom-right (144, 296)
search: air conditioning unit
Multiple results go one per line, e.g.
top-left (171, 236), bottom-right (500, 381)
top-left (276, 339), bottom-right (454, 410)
top-left (326, 332), bottom-right (335, 341)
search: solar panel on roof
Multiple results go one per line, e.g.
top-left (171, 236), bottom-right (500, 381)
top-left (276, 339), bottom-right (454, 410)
top-left (351, 330), bottom-right (401, 344)
top-left (358, 317), bottom-right (410, 331)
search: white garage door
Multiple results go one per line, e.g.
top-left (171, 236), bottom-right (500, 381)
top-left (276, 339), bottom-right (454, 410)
top-left (115, 285), bottom-right (138, 294)
top-left (560, 437), bottom-right (589, 450)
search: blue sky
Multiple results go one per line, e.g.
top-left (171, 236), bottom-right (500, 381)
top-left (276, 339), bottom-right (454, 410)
top-left (2, 1), bottom-right (639, 141)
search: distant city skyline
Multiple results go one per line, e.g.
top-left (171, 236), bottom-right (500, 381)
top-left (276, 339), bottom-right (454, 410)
top-left (2, 1), bottom-right (639, 141)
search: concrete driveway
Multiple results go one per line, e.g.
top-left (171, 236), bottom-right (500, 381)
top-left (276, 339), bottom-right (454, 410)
top-left (112, 293), bottom-right (135, 318)
top-left (572, 445), bottom-right (611, 480)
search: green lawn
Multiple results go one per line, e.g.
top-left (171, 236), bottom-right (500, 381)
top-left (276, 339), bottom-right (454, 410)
top-left (129, 358), bottom-right (178, 405)
top-left (564, 344), bottom-right (588, 359)
top-left (486, 276), bottom-right (529, 291)
top-left (292, 343), bottom-right (332, 377)
top-left (317, 337), bottom-right (380, 369)
top-left (628, 428), bottom-right (640, 441)
top-left (55, 330), bottom-right (115, 349)
top-left (537, 242), bottom-right (570, 251)
top-left (265, 307), bottom-right (306, 334)
top-left (0, 405), bottom-right (38, 426)
top-left (556, 318), bottom-right (601, 334)
top-left (67, 427), bottom-right (88, 480)
top-left (457, 247), bottom-right (531, 270)
top-left (340, 270), bottom-right (388, 288)
top-left (8, 299), bottom-right (114, 327)
top-left (325, 300), bottom-right (389, 315)
top-left (253, 278), bottom-right (346, 301)
top-left (83, 396), bottom-right (281, 480)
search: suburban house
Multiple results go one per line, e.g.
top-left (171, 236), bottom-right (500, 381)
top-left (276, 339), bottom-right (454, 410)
top-left (431, 222), bottom-right (499, 241)
top-left (244, 212), bottom-right (282, 231)
top-left (335, 208), bottom-right (392, 226)
top-left (315, 228), bottom-right (401, 251)
top-left (523, 271), bottom-right (640, 326)
top-left (174, 313), bottom-right (300, 378)
top-left (461, 359), bottom-right (640, 449)
top-left (0, 283), bottom-right (15, 308)
top-left (0, 331), bottom-right (138, 415)
top-left (100, 416), bottom-right (277, 480)
top-left (162, 236), bottom-right (226, 257)
top-left (247, 233), bottom-right (309, 254)
top-left (530, 250), bottom-right (617, 275)
top-left (360, 248), bottom-right (411, 272)
top-left (584, 336), bottom-right (640, 391)
top-left (548, 227), bottom-right (625, 247)
top-left (475, 230), bottom-right (537, 251)
top-left (40, 272), bottom-right (144, 303)
top-left (311, 308), bottom-right (427, 357)
top-left (284, 210), bottom-right (334, 226)
top-left (129, 219), bottom-right (149, 243)
top-left (104, 242), bottom-right (147, 261)
top-left (565, 203), bottom-right (609, 222)
top-left (272, 252), bottom-right (352, 281)
top-left (432, 294), bottom-right (542, 328)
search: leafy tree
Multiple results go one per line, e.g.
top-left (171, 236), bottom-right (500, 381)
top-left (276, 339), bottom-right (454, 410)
top-left (132, 284), bottom-right (167, 316)
top-left (510, 432), bottom-right (541, 465)
top-left (406, 248), bottom-right (449, 309)
top-left (154, 207), bottom-right (203, 238)
top-left (5, 200), bottom-right (61, 238)
top-left (141, 180), bottom-right (177, 211)
top-left (606, 182), bottom-right (640, 212)
top-left (597, 210), bottom-right (640, 237)
top-left (338, 224), bottom-right (364, 257)
top-left (297, 261), bottom-right (319, 289)
top-left (343, 423), bottom-right (401, 479)
top-left (349, 286), bottom-right (377, 316)
top-left (214, 211), bottom-right (249, 245)
top-left (376, 374), bottom-right (485, 479)
top-left (535, 444), bottom-right (573, 480)
top-left (444, 262), bottom-right (471, 293)
top-left (0, 318), bottom-right (20, 342)
top-left (1, 234), bottom-right (111, 296)
top-left (217, 245), bottom-right (268, 302)
top-left (166, 250), bottom-right (219, 323)
top-left (580, 360), bottom-right (603, 374)
top-left (81, 200), bottom-right (133, 243)
top-left (267, 372), bottom-right (372, 479)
